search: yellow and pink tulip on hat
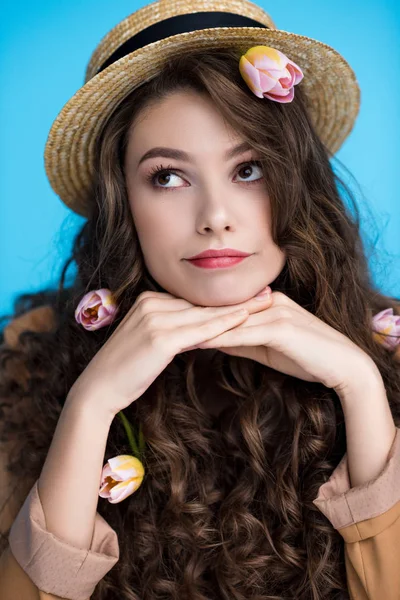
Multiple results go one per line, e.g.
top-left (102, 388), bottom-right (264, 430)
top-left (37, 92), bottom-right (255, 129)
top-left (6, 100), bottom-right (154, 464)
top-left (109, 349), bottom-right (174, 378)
top-left (239, 45), bottom-right (304, 103)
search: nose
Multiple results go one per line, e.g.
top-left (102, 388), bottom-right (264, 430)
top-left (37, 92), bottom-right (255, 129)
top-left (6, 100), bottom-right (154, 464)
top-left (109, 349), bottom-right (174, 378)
top-left (195, 184), bottom-right (237, 235)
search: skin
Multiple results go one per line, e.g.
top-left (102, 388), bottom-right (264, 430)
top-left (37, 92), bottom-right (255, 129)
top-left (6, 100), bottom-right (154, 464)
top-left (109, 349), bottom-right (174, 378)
top-left (124, 89), bottom-right (286, 309)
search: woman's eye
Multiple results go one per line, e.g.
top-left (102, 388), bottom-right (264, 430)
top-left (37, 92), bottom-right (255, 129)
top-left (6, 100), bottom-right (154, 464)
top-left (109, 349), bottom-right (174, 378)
top-left (147, 164), bottom-right (184, 188)
top-left (146, 160), bottom-right (263, 189)
top-left (235, 161), bottom-right (263, 183)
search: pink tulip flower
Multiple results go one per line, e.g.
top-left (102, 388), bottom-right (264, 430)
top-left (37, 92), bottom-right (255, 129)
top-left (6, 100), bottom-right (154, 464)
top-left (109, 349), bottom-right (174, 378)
top-left (239, 45), bottom-right (304, 103)
top-left (372, 308), bottom-right (400, 351)
top-left (99, 455), bottom-right (145, 504)
top-left (75, 288), bottom-right (118, 331)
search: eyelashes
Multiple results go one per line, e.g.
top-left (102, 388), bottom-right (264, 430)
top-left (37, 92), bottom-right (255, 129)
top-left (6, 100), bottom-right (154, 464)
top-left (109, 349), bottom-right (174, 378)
top-left (145, 160), bottom-right (264, 190)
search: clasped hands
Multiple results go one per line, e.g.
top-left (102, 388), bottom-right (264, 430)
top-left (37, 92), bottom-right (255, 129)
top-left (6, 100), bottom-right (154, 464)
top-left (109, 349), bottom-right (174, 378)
top-left (190, 287), bottom-right (379, 397)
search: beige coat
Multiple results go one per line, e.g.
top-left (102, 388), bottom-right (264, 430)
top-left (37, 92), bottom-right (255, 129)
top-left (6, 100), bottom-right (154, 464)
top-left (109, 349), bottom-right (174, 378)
top-left (1, 306), bottom-right (400, 600)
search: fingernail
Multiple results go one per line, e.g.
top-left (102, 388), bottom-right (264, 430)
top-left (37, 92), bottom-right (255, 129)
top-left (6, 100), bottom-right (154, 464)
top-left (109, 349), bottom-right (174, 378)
top-left (255, 286), bottom-right (271, 301)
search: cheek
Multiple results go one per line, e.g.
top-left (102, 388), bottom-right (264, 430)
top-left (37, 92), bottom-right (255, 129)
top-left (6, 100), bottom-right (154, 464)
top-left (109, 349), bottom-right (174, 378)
top-left (249, 195), bottom-right (273, 237)
top-left (131, 202), bottom-right (182, 256)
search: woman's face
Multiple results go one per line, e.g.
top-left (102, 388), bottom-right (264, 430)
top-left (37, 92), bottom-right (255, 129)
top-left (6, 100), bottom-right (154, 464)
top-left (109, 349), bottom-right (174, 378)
top-left (124, 89), bottom-right (286, 307)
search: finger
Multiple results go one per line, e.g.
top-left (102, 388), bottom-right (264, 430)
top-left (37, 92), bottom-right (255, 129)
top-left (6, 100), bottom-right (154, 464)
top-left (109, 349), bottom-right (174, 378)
top-left (135, 293), bottom-right (195, 313)
top-left (121, 293), bottom-right (195, 329)
top-left (133, 300), bottom-right (253, 334)
top-left (196, 321), bottom-right (332, 353)
top-left (237, 290), bottom-right (307, 321)
top-left (208, 306), bottom-right (298, 330)
top-left (174, 309), bottom-right (250, 352)
top-left (142, 287), bottom-right (274, 316)
top-left (196, 321), bottom-right (290, 349)
top-left (267, 290), bottom-right (322, 322)
top-left (247, 292), bottom-right (341, 341)
top-left (219, 303), bottom-right (342, 343)
top-left (106, 292), bottom-right (194, 340)
top-left (112, 289), bottom-right (268, 341)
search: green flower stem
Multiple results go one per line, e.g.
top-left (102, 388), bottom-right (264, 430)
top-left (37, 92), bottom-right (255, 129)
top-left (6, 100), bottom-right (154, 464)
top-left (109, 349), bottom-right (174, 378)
top-left (118, 410), bottom-right (142, 459)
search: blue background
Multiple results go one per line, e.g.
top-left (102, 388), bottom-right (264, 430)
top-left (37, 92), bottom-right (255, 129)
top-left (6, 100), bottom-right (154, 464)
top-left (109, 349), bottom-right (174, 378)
top-left (1, 0), bottom-right (399, 316)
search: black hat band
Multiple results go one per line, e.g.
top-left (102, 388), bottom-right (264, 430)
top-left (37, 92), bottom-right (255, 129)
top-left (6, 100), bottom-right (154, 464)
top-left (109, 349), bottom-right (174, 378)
top-left (97, 11), bottom-right (269, 74)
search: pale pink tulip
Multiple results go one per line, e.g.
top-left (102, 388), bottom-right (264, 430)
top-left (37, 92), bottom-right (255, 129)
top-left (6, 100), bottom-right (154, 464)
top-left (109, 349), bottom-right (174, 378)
top-left (75, 288), bottom-right (118, 331)
top-left (239, 45), bottom-right (303, 103)
top-left (372, 308), bottom-right (400, 351)
top-left (99, 455), bottom-right (145, 504)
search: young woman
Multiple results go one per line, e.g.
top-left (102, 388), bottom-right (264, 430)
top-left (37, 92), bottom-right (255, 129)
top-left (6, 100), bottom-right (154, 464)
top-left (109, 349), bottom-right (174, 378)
top-left (1, 1), bottom-right (400, 599)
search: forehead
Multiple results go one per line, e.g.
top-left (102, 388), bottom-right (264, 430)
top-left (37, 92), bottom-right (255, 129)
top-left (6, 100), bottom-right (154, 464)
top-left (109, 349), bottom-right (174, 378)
top-left (125, 90), bottom-right (245, 161)
top-left (127, 90), bottom-right (235, 139)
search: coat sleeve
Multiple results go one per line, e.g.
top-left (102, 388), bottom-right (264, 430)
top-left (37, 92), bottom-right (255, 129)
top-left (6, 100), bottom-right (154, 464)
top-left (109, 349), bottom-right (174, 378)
top-left (313, 424), bottom-right (400, 600)
top-left (0, 306), bottom-right (120, 600)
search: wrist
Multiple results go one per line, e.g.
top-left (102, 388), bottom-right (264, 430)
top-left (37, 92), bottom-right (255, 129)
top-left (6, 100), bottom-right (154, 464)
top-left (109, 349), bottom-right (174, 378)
top-left (334, 356), bottom-right (384, 405)
top-left (65, 386), bottom-right (116, 428)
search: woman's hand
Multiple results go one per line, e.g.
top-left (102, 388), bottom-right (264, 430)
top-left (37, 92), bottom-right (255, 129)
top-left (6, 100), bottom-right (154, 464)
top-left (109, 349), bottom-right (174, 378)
top-left (194, 290), bottom-right (376, 395)
top-left (67, 290), bottom-right (273, 418)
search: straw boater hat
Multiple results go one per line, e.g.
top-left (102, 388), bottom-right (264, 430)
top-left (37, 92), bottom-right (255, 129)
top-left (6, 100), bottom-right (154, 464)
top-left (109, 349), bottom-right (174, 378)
top-left (44, 0), bottom-right (360, 219)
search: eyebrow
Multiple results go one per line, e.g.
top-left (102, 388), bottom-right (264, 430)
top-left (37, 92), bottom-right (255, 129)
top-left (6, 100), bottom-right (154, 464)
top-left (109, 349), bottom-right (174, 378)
top-left (137, 141), bottom-right (254, 167)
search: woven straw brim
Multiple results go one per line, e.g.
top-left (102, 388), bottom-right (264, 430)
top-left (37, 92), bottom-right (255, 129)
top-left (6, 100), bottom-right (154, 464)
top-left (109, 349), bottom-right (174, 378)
top-left (44, 28), bottom-right (360, 218)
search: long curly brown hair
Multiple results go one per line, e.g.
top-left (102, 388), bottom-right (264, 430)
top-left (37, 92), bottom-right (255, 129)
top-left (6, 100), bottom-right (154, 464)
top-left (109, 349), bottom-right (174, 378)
top-left (1, 47), bottom-right (400, 600)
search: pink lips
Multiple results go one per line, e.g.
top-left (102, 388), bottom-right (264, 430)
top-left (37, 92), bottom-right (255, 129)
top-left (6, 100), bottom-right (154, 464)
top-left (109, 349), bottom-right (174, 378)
top-left (186, 248), bottom-right (251, 260)
top-left (185, 248), bottom-right (252, 269)
top-left (187, 256), bottom-right (248, 269)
